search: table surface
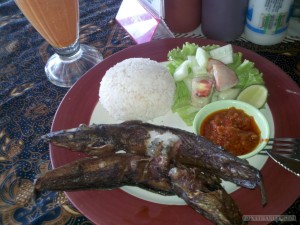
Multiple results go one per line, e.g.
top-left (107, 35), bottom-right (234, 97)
top-left (0, 0), bottom-right (299, 224)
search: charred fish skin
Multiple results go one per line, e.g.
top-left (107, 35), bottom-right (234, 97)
top-left (34, 153), bottom-right (172, 195)
top-left (169, 167), bottom-right (244, 225)
top-left (41, 122), bottom-right (151, 155)
top-left (34, 154), bottom-right (245, 225)
top-left (44, 122), bottom-right (259, 188)
top-left (42, 121), bottom-right (266, 199)
top-left (39, 121), bottom-right (267, 224)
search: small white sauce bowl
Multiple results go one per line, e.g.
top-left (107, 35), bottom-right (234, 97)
top-left (192, 100), bottom-right (270, 159)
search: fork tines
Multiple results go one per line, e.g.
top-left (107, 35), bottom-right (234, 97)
top-left (266, 138), bottom-right (300, 160)
top-left (268, 138), bottom-right (299, 143)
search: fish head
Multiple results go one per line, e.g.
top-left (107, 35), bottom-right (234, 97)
top-left (41, 124), bottom-right (105, 151)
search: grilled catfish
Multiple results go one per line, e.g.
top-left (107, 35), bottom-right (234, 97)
top-left (35, 153), bottom-right (244, 225)
top-left (37, 120), bottom-right (269, 225)
top-left (42, 120), bottom-right (266, 204)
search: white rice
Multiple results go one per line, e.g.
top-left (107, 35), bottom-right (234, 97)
top-left (99, 58), bottom-right (176, 121)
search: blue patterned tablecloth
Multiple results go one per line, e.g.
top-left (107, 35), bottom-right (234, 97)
top-left (0, 0), bottom-right (299, 224)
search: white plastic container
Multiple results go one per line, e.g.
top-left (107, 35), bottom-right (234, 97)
top-left (245, 0), bottom-right (294, 45)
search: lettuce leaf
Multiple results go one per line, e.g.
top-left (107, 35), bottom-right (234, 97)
top-left (167, 42), bottom-right (265, 126)
top-left (227, 52), bottom-right (243, 71)
top-left (167, 42), bottom-right (198, 75)
top-left (174, 105), bottom-right (200, 126)
top-left (235, 59), bottom-right (264, 90)
top-left (202, 45), bottom-right (220, 52)
top-left (168, 42), bottom-right (199, 63)
top-left (167, 43), bottom-right (220, 75)
top-left (171, 81), bottom-right (191, 111)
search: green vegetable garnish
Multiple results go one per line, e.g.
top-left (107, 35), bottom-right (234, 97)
top-left (167, 42), bottom-right (266, 126)
top-left (235, 60), bottom-right (264, 90)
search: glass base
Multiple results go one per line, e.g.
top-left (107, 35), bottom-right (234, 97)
top-left (45, 44), bottom-right (103, 87)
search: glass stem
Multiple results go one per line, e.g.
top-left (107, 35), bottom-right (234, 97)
top-left (53, 40), bottom-right (81, 58)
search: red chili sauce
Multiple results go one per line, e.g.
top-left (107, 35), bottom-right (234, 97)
top-left (200, 107), bottom-right (261, 156)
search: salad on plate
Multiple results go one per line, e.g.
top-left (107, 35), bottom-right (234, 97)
top-left (167, 42), bottom-right (268, 126)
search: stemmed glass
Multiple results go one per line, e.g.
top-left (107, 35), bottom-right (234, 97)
top-left (14, 0), bottom-right (103, 87)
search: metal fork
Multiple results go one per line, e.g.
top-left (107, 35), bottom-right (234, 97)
top-left (263, 138), bottom-right (300, 161)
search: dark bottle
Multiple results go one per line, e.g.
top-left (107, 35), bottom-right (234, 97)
top-left (164, 0), bottom-right (202, 33)
top-left (201, 0), bottom-right (249, 41)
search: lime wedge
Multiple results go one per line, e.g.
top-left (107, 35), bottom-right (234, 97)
top-left (237, 85), bottom-right (268, 108)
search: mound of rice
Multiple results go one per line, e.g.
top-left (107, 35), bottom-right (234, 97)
top-left (99, 58), bottom-right (176, 121)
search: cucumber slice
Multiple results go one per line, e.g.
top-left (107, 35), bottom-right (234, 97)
top-left (195, 47), bottom-right (210, 68)
top-left (218, 88), bottom-right (241, 100)
top-left (187, 56), bottom-right (198, 67)
top-left (210, 44), bottom-right (233, 64)
top-left (236, 85), bottom-right (268, 108)
top-left (192, 66), bottom-right (207, 76)
top-left (188, 55), bottom-right (207, 75)
top-left (174, 60), bottom-right (190, 81)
